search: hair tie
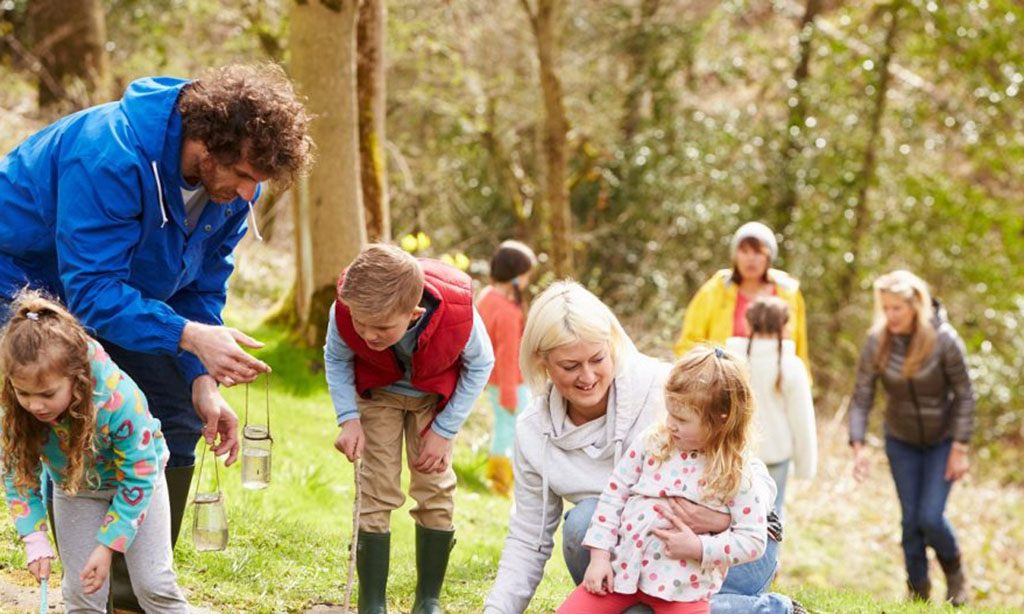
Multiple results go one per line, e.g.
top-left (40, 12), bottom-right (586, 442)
top-left (26, 312), bottom-right (39, 321)
top-left (714, 346), bottom-right (725, 359)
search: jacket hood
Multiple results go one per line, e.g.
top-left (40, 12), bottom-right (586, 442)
top-left (121, 77), bottom-right (188, 168)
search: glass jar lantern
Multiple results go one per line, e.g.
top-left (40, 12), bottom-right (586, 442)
top-left (241, 374), bottom-right (273, 490)
top-left (192, 446), bottom-right (228, 552)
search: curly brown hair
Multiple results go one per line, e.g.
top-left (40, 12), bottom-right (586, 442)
top-left (0, 290), bottom-right (97, 497)
top-left (178, 63), bottom-right (315, 188)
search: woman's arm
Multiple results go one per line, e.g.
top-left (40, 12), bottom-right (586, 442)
top-left (483, 433), bottom-right (564, 614)
top-left (673, 277), bottom-right (716, 357)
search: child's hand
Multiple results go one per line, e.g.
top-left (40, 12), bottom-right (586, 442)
top-left (27, 557), bottom-right (51, 583)
top-left (334, 419), bottom-right (365, 462)
top-left (651, 511), bottom-right (703, 561)
top-left (80, 544), bottom-right (113, 595)
top-left (582, 550), bottom-right (614, 595)
top-left (414, 430), bottom-right (453, 474)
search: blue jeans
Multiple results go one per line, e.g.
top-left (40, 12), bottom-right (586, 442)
top-left (766, 461), bottom-right (790, 521)
top-left (100, 339), bottom-right (202, 468)
top-left (562, 498), bottom-right (793, 614)
top-left (885, 435), bottom-right (960, 587)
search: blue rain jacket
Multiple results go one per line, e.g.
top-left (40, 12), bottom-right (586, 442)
top-left (0, 77), bottom-right (261, 384)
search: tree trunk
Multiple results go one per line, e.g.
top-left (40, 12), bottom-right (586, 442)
top-left (831, 3), bottom-right (901, 337)
top-left (28, 0), bottom-right (110, 109)
top-left (356, 0), bottom-right (391, 242)
top-left (522, 0), bottom-right (573, 277)
top-left (619, 0), bottom-right (661, 142)
top-left (775, 0), bottom-right (823, 233)
top-left (290, 0), bottom-right (367, 347)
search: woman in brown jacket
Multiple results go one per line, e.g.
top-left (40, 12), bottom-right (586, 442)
top-left (848, 270), bottom-right (975, 606)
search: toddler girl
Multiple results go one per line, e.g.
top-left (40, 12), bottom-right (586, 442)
top-left (557, 345), bottom-right (768, 614)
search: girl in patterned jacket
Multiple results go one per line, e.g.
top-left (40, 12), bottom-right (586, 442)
top-left (557, 345), bottom-right (768, 614)
top-left (0, 291), bottom-right (188, 612)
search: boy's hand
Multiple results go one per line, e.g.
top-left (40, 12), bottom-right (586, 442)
top-left (28, 557), bottom-right (51, 583)
top-left (414, 430), bottom-right (452, 474)
top-left (582, 550), bottom-right (614, 595)
top-left (80, 544), bottom-right (113, 594)
top-left (335, 419), bottom-right (365, 462)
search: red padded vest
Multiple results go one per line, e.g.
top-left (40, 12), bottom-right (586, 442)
top-left (334, 259), bottom-right (474, 420)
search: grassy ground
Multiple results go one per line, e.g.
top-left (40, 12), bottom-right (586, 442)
top-left (2, 236), bottom-right (1023, 613)
top-left (3, 321), bottom-right (1023, 613)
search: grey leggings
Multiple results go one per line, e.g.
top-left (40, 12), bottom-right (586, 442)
top-left (54, 475), bottom-right (188, 613)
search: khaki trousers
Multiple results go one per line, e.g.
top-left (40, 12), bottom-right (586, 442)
top-left (357, 389), bottom-right (457, 532)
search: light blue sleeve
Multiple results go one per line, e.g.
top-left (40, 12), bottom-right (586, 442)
top-left (324, 306), bottom-right (361, 425)
top-left (432, 308), bottom-right (495, 438)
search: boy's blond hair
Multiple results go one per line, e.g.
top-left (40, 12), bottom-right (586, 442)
top-left (340, 244), bottom-right (425, 319)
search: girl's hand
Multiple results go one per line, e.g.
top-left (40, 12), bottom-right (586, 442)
top-left (27, 557), bottom-right (51, 583)
top-left (852, 443), bottom-right (869, 482)
top-left (582, 550), bottom-right (614, 595)
top-left (945, 443), bottom-right (970, 481)
top-left (651, 508), bottom-right (703, 561)
top-left (80, 544), bottom-right (113, 594)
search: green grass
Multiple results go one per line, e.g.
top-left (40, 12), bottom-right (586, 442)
top-left (2, 322), bottom-right (1023, 612)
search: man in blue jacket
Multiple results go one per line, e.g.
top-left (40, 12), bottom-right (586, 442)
top-left (0, 63), bottom-right (313, 609)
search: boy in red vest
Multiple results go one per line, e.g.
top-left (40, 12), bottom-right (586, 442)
top-left (325, 243), bottom-right (494, 614)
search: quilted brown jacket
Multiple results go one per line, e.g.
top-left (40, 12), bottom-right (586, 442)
top-left (848, 321), bottom-right (975, 446)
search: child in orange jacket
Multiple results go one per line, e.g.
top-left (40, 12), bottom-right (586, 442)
top-left (475, 241), bottom-right (536, 497)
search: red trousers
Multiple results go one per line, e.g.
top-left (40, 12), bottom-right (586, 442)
top-left (556, 586), bottom-right (710, 614)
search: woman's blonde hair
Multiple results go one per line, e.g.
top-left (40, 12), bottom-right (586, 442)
top-left (519, 281), bottom-right (637, 393)
top-left (871, 270), bottom-right (936, 378)
top-left (0, 290), bottom-right (97, 496)
top-left (652, 345), bottom-right (754, 503)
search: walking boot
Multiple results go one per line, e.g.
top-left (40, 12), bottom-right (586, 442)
top-left (487, 456), bottom-right (513, 498)
top-left (411, 525), bottom-right (455, 614)
top-left (356, 531), bottom-right (390, 614)
top-left (907, 578), bottom-right (931, 602)
top-left (939, 555), bottom-right (969, 607)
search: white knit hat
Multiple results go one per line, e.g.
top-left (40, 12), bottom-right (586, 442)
top-left (730, 221), bottom-right (778, 260)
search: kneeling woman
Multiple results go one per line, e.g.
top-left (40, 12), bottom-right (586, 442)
top-left (485, 281), bottom-right (795, 614)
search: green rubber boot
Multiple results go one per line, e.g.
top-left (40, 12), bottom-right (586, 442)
top-left (109, 464), bottom-right (194, 613)
top-left (356, 531), bottom-right (390, 614)
top-left (411, 525), bottom-right (455, 614)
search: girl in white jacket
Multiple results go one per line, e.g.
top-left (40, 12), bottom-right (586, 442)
top-left (726, 297), bottom-right (817, 519)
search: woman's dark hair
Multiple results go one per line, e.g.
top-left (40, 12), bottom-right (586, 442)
top-left (489, 240), bottom-right (537, 304)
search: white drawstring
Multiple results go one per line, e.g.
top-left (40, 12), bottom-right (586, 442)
top-left (247, 200), bottom-right (264, 241)
top-left (150, 161), bottom-right (168, 228)
top-left (536, 432), bottom-right (550, 551)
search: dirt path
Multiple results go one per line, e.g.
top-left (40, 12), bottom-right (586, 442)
top-left (0, 568), bottom-right (221, 614)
